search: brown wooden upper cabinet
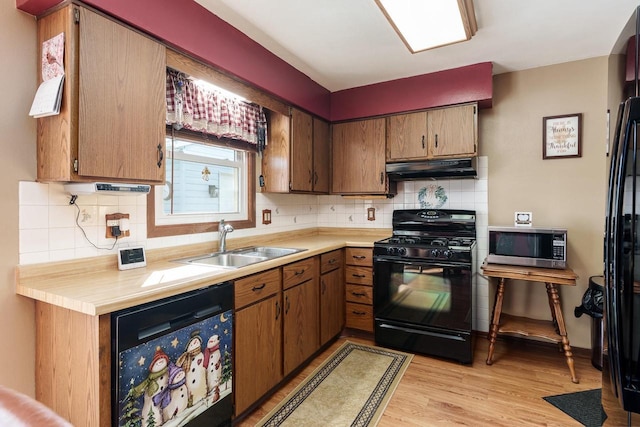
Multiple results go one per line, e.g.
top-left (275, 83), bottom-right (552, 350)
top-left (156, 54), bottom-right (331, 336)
top-left (332, 118), bottom-right (395, 195)
top-left (36, 5), bottom-right (166, 184)
top-left (386, 103), bottom-right (478, 162)
top-left (262, 108), bottom-right (330, 193)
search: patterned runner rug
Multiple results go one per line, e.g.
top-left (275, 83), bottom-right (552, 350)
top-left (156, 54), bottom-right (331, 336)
top-left (256, 341), bottom-right (413, 427)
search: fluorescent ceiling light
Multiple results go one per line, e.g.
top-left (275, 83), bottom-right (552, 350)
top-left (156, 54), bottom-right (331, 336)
top-left (376, 0), bottom-right (477, 53)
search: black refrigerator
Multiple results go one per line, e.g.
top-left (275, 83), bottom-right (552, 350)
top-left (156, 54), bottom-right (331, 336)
top-left (604, 96), bottom-right (640, 425)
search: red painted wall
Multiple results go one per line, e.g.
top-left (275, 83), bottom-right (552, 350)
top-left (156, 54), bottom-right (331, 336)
top-left (17, 0), bottom-right (493, 122)
top-left (330, 62), bottom-right (492, 122)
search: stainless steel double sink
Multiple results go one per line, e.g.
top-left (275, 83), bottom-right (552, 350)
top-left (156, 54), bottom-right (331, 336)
top-left (173, 246), bottom-right (306, 269)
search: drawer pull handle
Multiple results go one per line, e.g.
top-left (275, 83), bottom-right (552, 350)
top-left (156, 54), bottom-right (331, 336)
top-left (285, 295), bottom-right (291, 314)
top-left (294, 269), bottom-right (305, 276)
top-left (328, 258), bottom-right (337, 264)
top-left (351, 291), bottom-right (366, 297)
top-left (352, 273), bottom-right (366, 278)
top-left (275, 300), bottom-right (281, 320)
top-left (352, 310), bottom-right (367, 316)
top-left (353, 255), bottom-right (366, 260)
top-left (252, 283), bottom-right (266, 291)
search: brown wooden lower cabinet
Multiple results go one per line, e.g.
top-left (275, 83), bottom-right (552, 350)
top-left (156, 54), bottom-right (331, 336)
top-left (35, 302), bottom-right (111, 427)
top-left (344, 247), bottom-right (374, 332)
top-left (234, 292), bottom-right (283, 415)
top-left (320, 249), bottom-right (344, 346)
top-left (283, 278), bottom-right (319, 376)
top-left (282, 258), bottom-right (319, 376)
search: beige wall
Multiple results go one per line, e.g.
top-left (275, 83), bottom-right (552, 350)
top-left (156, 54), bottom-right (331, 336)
top-left (480, 57), bottom-right (614, 349)
top-left (1, 0), bottom-right (37, 394)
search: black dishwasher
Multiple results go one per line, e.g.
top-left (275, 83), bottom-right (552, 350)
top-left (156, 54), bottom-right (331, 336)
top-left (112, 282), bottom-right (233, 427)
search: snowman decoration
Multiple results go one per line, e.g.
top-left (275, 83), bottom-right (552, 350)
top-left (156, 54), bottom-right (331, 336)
top-left (176, 331), bottom-right (207, 406)
top-left (154, 363), bottom-right (188, 422)
top-left (204, 334), bottom-right (222, 402)
top-left (133, 346), bottom-right (169, 427)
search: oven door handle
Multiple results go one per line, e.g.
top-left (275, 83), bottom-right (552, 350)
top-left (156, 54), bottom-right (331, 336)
top-left (377, 322), bottom-right (466, 341)
top-left (373, 255), bottom-right (468, 268)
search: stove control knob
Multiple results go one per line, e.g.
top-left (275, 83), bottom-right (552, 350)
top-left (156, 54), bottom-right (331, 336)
top-left (398, 247), bottom-right (407, 256)
top-left (430, 249), bottom-right (440, 258)
top-left (443, 250), bottom-right (453, 259)
top-left (387, 247), bottom-right (396, 255)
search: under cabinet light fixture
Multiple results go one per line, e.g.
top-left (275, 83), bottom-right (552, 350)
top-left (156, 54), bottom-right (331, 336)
top-left (375, 0), bottom-right (477, 53)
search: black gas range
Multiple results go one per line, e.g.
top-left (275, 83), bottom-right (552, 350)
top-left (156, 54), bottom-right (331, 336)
top-left (373, 209), bottom-right (477, 364)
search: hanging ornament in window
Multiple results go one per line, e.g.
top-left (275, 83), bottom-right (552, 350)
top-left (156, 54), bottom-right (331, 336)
top-left (202, 166), bottom-right (211, 181)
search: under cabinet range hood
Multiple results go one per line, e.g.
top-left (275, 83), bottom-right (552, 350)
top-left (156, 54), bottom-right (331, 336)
top-left (63, 182), bottom-right (151, 196)
top-left (386, 157), bottom-right (477, 180)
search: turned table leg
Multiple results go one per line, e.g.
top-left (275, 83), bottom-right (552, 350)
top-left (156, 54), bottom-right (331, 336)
top-left (546, 283), bottom-right (579, 383)
top-left (486, 277), bottom-right (506, 365)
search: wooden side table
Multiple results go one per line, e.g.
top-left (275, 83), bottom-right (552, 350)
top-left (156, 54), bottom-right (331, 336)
top-left (481, 261), bottom-right (579, 383)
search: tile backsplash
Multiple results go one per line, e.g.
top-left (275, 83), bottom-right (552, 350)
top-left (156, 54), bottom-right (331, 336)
top-left (18, 156), bottom-right (489, 331)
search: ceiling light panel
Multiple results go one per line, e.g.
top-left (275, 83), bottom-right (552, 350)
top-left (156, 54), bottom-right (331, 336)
top-left (376, 0), bottom-right (477, 53)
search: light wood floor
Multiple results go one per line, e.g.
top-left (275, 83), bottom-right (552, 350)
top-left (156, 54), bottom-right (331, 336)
top-left (236, 332), bottom-right (602, 426)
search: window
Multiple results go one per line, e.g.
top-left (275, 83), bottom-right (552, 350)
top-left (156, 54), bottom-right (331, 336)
top-left (147, 129), bottom-right (255, 238)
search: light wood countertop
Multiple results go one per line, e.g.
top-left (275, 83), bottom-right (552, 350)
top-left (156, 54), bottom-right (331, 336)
top-left (16, 229), bottom-right (389, 316)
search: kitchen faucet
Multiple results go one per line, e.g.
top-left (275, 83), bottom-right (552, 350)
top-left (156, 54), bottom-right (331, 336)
top-left (218, 219), bottom-right (234, 252)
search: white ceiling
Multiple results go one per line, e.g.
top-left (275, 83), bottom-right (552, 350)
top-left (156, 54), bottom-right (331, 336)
top-left (195, 0), bottom-right (640, 93)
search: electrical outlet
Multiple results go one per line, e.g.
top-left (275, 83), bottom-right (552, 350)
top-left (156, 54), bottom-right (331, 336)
top-left (105, 213), bottom-right (130, 238)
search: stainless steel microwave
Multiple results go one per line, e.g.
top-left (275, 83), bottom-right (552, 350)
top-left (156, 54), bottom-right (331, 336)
top-left (487, 226), bottom-right (567, 269)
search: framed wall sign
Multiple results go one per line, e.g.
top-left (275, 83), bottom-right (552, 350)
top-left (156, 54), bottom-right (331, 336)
top-left (543, 113), bottom-right (582, 159)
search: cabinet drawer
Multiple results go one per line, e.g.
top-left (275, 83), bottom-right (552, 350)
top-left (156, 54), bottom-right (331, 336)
top-left (235, 268), bottom-right (281, 309)
top-left (345, 302), bottom-right (373, 332)
top-left (345, 247), bottom-right (373, 267)
top-left (346, 284), bottom-right (373, 304)
top-left (283, 257), bottom-right (316, 290)
top-left (321, 249), bottom-right (343, 274)
top-left (345, 265), bottom-right (372, 285)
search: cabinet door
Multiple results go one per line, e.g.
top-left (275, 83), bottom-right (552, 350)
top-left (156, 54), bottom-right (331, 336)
top-left (386, 111), bottom-right (428, 161)
top-left (78, 8), bottom-right (165, 182)
top-left (283, 279), bottom-right (319, 376)
top-left (428, 104), bottom-right (477, 158)
top-left (320, 267), bottom-right (344, 345)
top-left (235, 294), bottom-right (283, 415)
top-left (290, 108), bottom-right (314, 192)
top-left (262, 110), bottom-right (290, 192)
top-left (331, 118), bottom-right (387, 194)
top-left (312, 117), bottom-right (330, 193)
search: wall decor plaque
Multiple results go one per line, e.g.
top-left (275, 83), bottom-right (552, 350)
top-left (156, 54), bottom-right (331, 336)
top-left (543, 113), bottom-right (582, 159)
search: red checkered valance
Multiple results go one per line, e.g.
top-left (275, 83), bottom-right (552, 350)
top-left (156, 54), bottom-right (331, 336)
top-left (166, 68), bottom-right (266, 146)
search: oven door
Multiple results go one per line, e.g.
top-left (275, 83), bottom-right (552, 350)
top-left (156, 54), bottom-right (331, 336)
top-left (373, 256), bottom-right (473, 363)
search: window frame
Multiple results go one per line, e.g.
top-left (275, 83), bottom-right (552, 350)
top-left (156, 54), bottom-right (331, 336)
top-left (147, 128), bottom-right (256, 238)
